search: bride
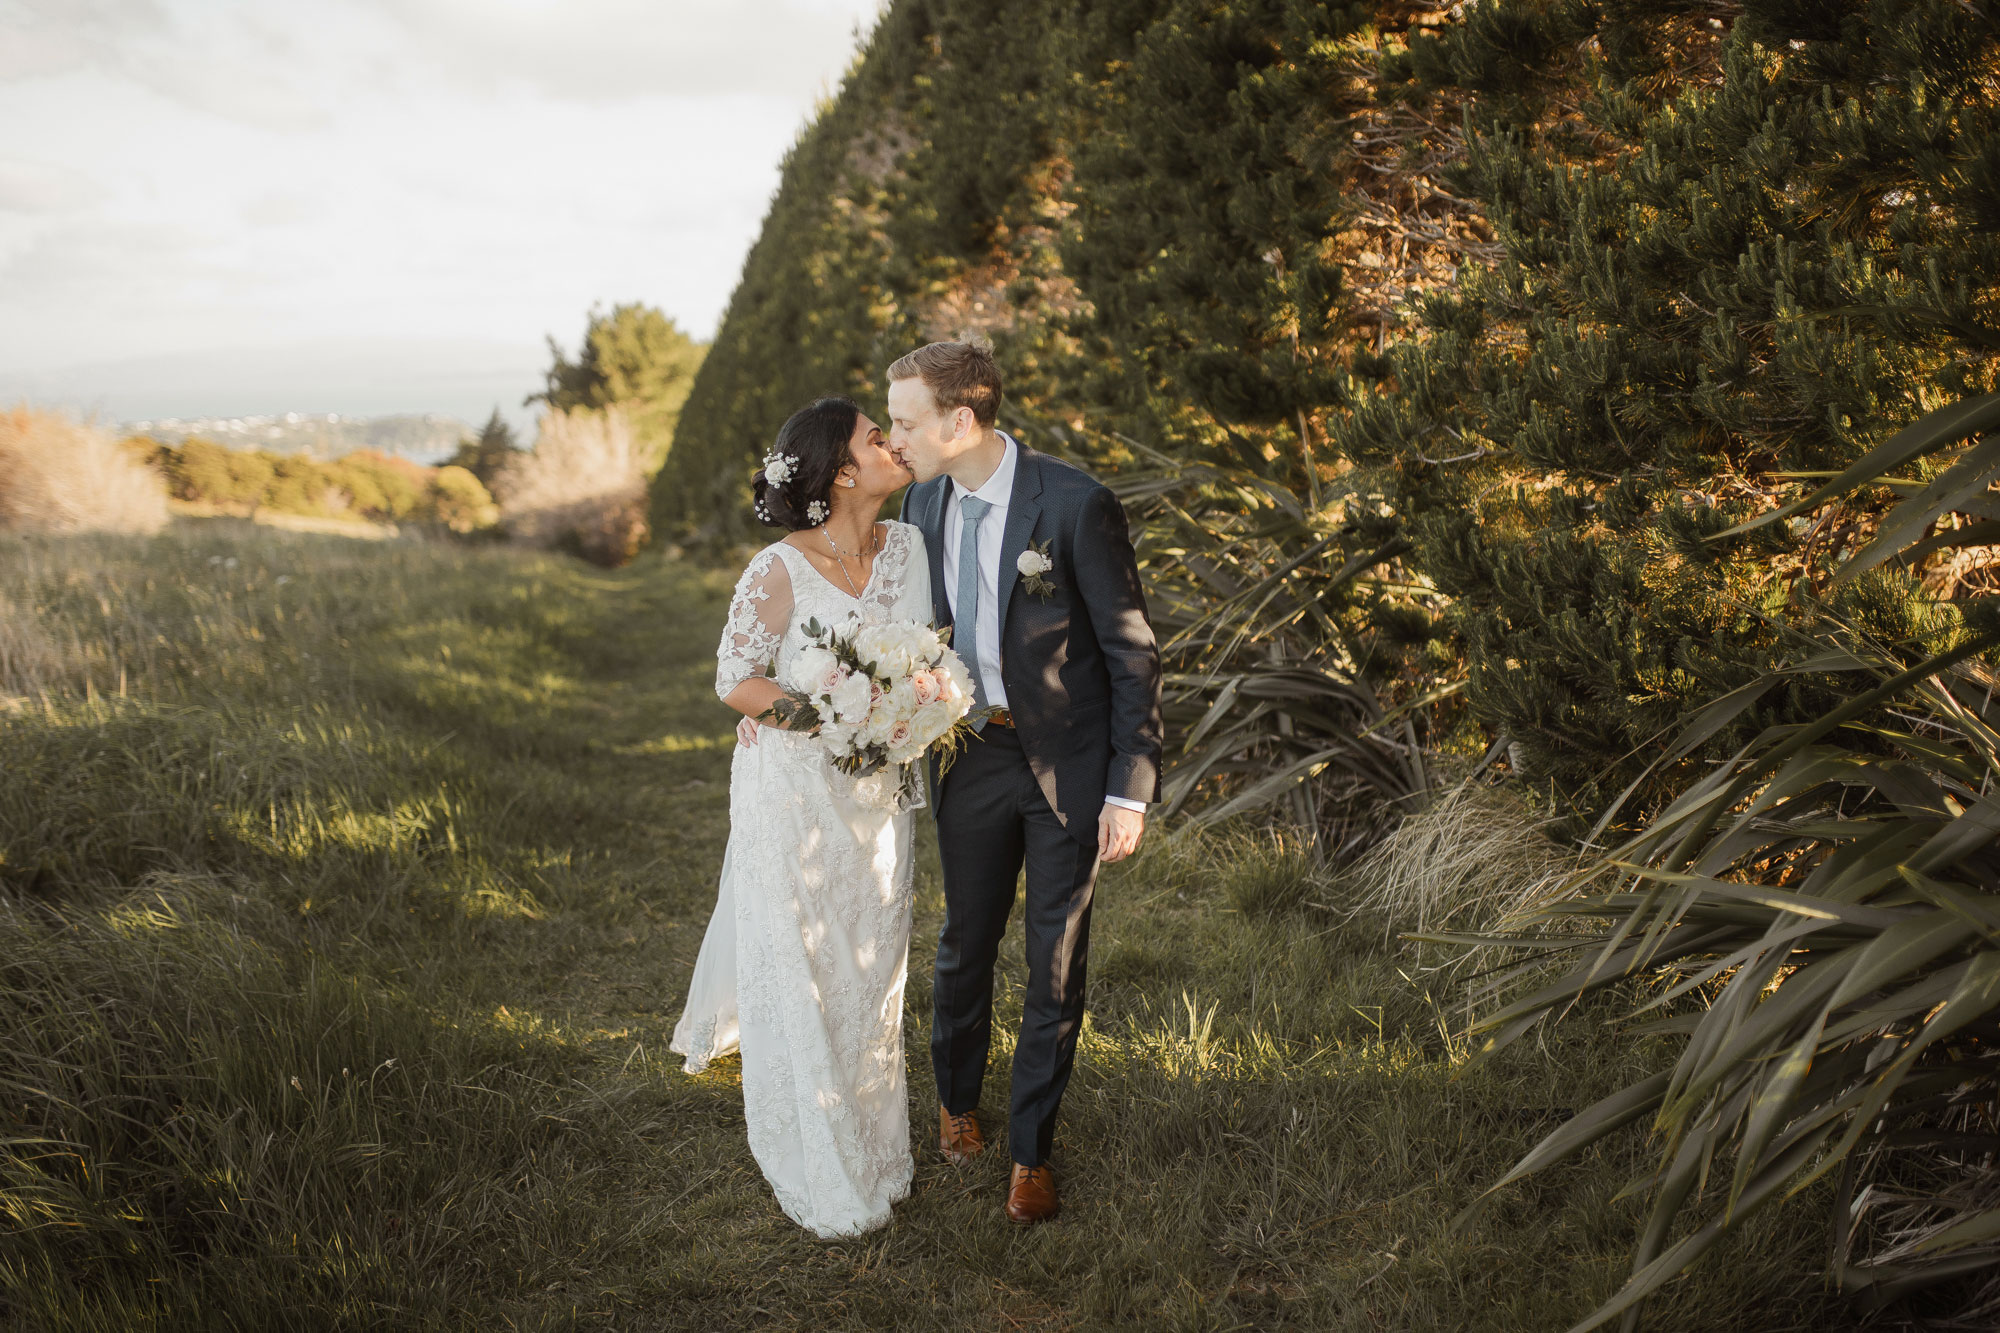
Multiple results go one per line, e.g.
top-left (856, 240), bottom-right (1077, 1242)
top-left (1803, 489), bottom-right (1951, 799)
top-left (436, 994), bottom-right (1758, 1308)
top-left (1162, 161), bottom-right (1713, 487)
top-left (670, 395), bottom-right (930, 1237)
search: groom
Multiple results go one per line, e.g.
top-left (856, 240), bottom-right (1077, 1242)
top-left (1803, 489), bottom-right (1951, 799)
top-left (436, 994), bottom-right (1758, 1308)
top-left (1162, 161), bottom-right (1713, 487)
top-left (889, 340), bottom-right (1163, 1224)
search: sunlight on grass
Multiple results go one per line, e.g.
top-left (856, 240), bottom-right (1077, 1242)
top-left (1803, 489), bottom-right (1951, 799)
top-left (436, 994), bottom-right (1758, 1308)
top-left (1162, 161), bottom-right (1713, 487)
top-left (0, 523), bottom-right (1851, 1331)
top-left (618, 732), bottom-right (738, 754)
top-left (394, 655), bottom-right (576, 705)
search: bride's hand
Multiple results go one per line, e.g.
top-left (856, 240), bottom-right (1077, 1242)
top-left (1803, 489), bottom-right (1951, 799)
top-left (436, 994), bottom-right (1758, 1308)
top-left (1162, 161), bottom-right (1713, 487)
top-left (737, 715), bottom-right (761, 748)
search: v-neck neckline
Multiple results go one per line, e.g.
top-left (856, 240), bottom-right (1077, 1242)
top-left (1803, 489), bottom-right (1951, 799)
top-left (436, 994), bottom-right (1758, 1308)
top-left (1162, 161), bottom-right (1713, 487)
top-left (781, 524), bottom-right (891, 603)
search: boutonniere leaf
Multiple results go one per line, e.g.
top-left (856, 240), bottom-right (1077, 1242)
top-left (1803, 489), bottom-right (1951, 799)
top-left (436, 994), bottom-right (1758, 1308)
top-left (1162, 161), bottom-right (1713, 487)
top-left (1016, 540), bottom-right (1057, 599)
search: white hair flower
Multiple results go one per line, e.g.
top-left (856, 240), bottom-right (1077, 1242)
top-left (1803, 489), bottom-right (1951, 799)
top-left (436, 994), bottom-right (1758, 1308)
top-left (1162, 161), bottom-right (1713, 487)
top-left (806, 498), bottom-right (828, 524)
top-left (762, 451), bottom-right (797, 486)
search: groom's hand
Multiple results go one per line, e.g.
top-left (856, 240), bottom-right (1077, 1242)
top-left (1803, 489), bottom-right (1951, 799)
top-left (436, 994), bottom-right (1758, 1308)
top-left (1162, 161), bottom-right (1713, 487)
top-left (1098, 803), bottom-right (1144, 862)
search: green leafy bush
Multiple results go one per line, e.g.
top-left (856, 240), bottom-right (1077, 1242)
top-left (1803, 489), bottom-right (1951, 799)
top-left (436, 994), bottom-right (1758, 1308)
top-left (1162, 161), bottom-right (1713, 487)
top-left (151, 438), bottom-right (499, 531)
top-left (1459, 395), bottom-right (2000, 1330)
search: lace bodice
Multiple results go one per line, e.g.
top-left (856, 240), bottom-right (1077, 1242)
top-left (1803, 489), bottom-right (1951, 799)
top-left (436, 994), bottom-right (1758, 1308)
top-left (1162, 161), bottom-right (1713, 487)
top-left (715, 521), bottom-right (931, 701)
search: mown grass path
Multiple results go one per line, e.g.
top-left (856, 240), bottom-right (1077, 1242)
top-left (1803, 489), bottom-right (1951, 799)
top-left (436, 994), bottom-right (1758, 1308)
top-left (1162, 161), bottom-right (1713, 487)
top-left (1, 529), bottom-right (1859, 1331)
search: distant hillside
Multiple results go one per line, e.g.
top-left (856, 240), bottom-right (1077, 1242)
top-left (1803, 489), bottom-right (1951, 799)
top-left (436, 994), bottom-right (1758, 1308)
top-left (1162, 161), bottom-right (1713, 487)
top-left (0, 335), bottom-right (545, 440)
top-left (126, 412), bottom-right (471, 465)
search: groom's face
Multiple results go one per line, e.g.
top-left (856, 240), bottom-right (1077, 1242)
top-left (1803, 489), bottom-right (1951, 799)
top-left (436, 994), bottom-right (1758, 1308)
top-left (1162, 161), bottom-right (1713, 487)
top-left (886, 375), bottom-right (967, 484)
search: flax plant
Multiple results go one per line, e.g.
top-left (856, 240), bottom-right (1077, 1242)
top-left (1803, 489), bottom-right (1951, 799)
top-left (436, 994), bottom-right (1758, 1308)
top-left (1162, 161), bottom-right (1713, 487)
top-left (1086, 427), bottom-right (1444, 861)
top-left (1457, 394), bottom-right (2000, 1331)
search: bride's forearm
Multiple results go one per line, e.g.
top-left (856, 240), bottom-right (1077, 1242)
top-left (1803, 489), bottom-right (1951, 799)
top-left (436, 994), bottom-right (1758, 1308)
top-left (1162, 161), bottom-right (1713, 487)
top-left (724, 678), bottom-right (783, 720)
top-left (724, 678), bottom-right (817, 731)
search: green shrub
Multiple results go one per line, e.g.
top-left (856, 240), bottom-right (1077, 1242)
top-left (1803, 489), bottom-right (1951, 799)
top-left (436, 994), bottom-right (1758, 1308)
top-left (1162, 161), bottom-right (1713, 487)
top-left (1461, 398), bottom-right (2000, 1327)
top-left (426, 464), bottom-right (498, 533)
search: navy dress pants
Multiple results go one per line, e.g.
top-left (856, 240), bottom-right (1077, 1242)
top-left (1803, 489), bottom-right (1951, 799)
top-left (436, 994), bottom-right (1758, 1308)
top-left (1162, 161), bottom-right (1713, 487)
top-left (930, 724), bottom-right (1099, 1167)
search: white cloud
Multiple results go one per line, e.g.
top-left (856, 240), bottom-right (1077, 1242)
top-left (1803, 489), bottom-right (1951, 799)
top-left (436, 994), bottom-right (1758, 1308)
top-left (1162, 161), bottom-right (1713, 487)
top-left (0, 0), bottom-right (884, 414)
top-left (368, 0), bottom-right (880, 102)
top-left (0, 158), bottom-right (105, 212)
top-left (0, 0), bottom-right (168, 84)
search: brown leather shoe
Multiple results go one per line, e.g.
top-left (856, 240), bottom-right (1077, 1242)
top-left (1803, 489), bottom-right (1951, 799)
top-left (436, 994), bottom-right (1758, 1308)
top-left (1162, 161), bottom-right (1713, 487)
top-left (938, 1106), bottom-right (984, 1164)
top-left (1006, 1162), bottom-right (1059, 1224)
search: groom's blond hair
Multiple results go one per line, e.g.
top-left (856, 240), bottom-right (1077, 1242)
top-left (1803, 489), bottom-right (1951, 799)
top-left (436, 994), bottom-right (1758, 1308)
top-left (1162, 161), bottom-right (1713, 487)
top-left (887, 340), bottom-right (1002, 426)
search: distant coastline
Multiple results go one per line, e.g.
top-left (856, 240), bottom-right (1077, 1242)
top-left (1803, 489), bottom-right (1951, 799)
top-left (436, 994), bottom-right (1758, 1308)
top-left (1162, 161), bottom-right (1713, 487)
top-left (124, 411), bottom-right (471, 466)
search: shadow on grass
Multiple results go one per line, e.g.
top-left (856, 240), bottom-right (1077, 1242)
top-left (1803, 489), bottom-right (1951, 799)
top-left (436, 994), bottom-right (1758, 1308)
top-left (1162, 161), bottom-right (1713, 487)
top-left (0, 527), bottom-right (1864, 1331)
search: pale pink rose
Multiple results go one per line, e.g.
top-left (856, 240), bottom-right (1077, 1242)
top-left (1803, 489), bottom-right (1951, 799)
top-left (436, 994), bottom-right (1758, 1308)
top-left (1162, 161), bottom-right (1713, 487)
top-left (889, 720), bottom-right (913, 747)
top-left (911, 670), bottom-right (942, 706)
top-left (821, 664), bottom-right (846, 693)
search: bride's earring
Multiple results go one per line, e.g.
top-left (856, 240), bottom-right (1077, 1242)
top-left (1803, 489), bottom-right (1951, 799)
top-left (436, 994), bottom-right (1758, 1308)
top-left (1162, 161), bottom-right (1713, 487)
top-left (841, 477), bottom-right (857, 487)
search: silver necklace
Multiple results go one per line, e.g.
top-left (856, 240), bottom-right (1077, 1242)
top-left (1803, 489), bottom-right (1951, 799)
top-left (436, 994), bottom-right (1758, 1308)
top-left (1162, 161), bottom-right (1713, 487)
top-left (820, 523), bottom-right (878, 595)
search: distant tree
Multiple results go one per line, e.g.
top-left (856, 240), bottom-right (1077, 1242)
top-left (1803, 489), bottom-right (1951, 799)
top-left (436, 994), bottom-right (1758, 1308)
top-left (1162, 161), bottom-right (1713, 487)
top-left (326, 452), bottom-right (428, 521)
top-left (119, 433), bottom-right (171, 474)
top-left (492, 406), bottom-right (649, 567)
top-left (530, 304), bottom-right (706, 476)
top-left (265, 455), bottom-right (336, 517)
top-left (166, 439), bottom-right (276, 509)
top-left (446, 407), bottom-right (523, 486)
top-left (426, 465), bottom-right (499, 534)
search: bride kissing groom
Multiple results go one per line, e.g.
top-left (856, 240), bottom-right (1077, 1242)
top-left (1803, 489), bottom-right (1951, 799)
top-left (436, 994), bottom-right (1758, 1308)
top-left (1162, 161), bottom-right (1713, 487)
top-left (670, 338), bottom-right (1163, 1237)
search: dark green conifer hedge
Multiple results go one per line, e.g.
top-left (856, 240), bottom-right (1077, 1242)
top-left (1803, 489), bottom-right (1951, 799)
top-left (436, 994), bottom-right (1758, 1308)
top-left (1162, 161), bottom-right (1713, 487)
top-left (1348, 0), bottom-right (2000, 799)
top-left (659, 0), bottom-right (2000, 813)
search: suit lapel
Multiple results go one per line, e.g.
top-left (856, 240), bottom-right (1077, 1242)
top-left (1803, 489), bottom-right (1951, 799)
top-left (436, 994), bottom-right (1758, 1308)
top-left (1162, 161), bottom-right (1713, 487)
top-left (996, 441), bottom-right (1044, 635)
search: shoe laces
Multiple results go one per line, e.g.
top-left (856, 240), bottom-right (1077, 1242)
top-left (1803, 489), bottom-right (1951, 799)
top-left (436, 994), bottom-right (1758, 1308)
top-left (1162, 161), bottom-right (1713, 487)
top-left (947, 1110), bottom-right (977, 1136)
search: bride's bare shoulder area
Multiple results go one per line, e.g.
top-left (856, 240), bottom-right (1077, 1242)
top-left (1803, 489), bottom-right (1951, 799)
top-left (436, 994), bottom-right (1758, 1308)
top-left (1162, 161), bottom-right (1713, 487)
top-left (736, 542), bottom-right (796, 579)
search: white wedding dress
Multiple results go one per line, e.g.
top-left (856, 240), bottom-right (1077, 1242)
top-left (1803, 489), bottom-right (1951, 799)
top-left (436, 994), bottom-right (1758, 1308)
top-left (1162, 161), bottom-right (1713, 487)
top-left (670, 520), bottom-right (931, 1238)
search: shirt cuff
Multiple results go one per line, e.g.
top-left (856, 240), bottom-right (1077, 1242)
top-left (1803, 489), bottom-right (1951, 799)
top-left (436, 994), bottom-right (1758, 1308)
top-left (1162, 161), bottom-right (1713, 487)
top-left (1103, 795), bottom-right (1147, 813)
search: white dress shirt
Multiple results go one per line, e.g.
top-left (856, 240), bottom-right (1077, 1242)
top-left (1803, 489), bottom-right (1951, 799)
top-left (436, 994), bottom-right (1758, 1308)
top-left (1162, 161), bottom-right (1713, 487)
top-left (942, 433), bottom-right (1146, 814)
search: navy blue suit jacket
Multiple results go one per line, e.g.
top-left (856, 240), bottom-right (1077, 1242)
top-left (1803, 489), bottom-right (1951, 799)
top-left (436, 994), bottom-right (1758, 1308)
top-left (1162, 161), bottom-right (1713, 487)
top-left (902, 443), bottom-right (1163, 844)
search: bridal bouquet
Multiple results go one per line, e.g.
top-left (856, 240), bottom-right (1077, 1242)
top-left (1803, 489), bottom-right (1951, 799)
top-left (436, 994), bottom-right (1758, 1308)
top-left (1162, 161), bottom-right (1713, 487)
top-left (763, 617), bottom-right (984, 807)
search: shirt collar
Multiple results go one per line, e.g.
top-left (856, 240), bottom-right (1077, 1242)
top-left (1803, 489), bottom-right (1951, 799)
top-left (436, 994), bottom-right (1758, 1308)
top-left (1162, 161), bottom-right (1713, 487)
top-left (950, 432), bottom-right (1018, 511)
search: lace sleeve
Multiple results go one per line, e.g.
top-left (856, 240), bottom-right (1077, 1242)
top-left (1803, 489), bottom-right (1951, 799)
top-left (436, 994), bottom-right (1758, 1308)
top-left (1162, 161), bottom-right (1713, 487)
top-left (898, 525), bottom-right (933, 625)
top-left (716, 548), bottom-right (794, 701)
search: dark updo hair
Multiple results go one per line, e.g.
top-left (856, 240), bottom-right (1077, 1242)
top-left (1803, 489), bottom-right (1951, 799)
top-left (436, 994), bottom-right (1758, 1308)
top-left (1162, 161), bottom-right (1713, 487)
top-left (753, 396), bottom-right (860, 530)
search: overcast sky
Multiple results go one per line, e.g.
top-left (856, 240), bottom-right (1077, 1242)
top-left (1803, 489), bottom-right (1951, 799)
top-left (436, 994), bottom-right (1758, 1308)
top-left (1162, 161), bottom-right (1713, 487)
top-left (0, 0), bottom-right (882, 426)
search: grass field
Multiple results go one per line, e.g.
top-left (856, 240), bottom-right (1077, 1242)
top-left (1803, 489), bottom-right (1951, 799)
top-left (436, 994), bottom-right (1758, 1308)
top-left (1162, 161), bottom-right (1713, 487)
top-left (1, 523), bottom-right (1865, 1331)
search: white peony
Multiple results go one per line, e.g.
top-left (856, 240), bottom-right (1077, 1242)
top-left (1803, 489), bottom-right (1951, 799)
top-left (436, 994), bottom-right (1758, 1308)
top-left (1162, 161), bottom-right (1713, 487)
top-left (861, 708), bottom-right (897, 748)
top-left (828, 670), bottom-right (874, 723)
top-left (937, 646), bottom-right (975, 701)
top-left (851, 622), bottom-right (925, 680)
top-left (908, 702), bottom-right (955, 749)
top-left (784, 645), bottom-right (839, 696)
top-left (883, 679), bottom-right (921, 722)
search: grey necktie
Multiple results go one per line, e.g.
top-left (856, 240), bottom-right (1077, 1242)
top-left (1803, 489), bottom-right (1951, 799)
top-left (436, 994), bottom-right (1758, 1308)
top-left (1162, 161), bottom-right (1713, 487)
top-left (955, 494), bottom-right (993, 714)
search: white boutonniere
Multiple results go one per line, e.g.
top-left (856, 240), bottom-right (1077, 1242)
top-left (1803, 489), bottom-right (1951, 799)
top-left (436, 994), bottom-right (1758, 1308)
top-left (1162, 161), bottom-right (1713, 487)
top-left (1017, 541), bottom-right (1056, 599)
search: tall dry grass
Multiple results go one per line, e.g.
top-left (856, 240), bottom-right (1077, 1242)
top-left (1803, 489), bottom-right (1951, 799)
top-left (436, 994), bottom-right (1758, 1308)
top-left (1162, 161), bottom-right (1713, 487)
top-left (0, 587), bottom-right (78, 700)
top-left (492, 406), bottom-right (649, 567)
top-left (0, 405), bottom-right (168, 536)
top-left (1342, 780), bottom-right (1579, 947)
